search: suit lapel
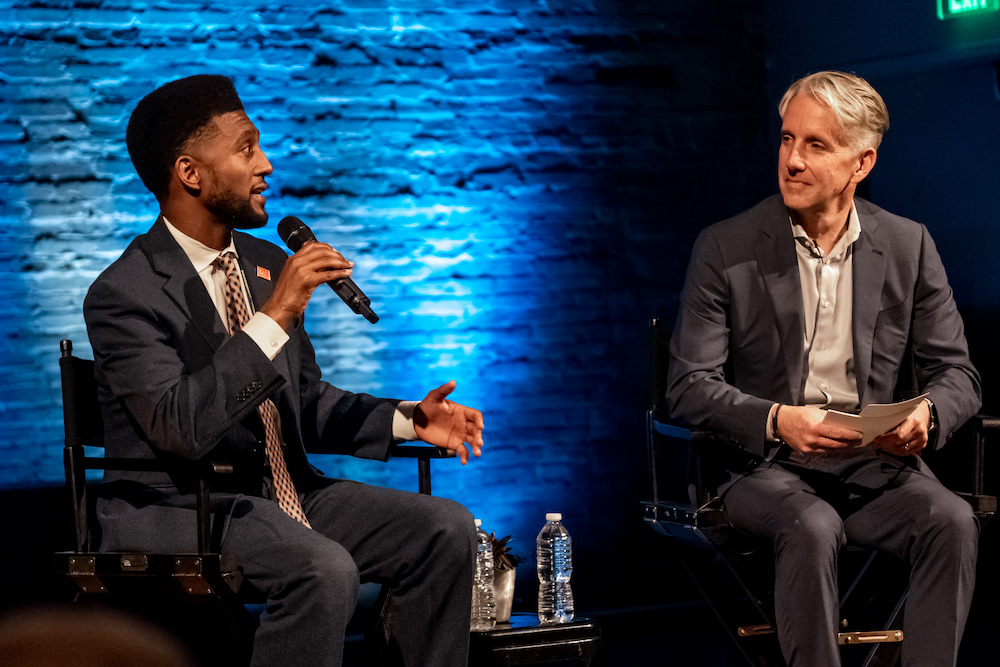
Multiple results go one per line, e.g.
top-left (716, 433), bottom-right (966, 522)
top-left (141, 217), bottom-right (230, 351)
top-left (232, 233), bottom-right (300, 419)
top-left (756, 200), bottom-right (806, 403)
top-left (851, 207), bottom-right (888, 405)
top-left (752, 198), bottom-right (888, 407)
top-left (234, 235), bottom-right (276, 322)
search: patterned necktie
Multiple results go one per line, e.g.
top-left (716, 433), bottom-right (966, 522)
top-left (215, 251), bottom-right (311, 528)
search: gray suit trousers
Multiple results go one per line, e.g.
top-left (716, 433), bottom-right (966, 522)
top-left (222, 480), bottom-right (476, 667)
top-left (723, 454), bottom-right (978, 667)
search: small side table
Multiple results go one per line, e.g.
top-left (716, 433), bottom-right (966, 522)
top-left (469, 612), bottom-right (604, 666)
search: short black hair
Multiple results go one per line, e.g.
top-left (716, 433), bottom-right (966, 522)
top-left (126, 74), bottom-right (245, 199)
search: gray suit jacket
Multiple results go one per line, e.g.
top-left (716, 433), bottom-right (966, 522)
top-left (83, 217), bottom-right (399, 551)
top-left (666, 194), bottom-right (981, 464)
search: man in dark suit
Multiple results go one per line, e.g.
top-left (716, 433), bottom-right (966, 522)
top-left (666, 71), bottom-right (981, 666)
top-left (84, 74), bottom-right (485, 666)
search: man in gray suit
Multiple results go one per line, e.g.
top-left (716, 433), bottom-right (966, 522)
top-left (666, 71), bottom-right (980, 666)
top-left (84, 74), bottom-right (485, 666)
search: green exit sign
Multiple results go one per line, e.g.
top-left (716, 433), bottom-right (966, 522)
top-left (938, 0), bottom-right (1000, 20)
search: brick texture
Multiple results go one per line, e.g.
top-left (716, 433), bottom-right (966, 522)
top-left (0, 0), bottom-right (770, 607)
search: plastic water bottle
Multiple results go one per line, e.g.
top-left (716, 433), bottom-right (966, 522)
top-left (536, 512), bottom-right (575, 624)
top-left (471, 519), bottom-right (496, 631)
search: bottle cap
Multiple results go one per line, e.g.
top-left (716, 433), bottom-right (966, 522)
top-left (475, 518), bottom-right (481, 527)
top-left (545, 513), bottom-right (562, 521)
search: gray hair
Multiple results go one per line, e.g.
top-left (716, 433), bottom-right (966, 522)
top-left (778, 71), bottom-right (889, 153)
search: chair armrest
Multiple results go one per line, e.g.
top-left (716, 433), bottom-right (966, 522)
top-left (955, 415), bottom-right (997, 524)
top-left (392, 444), bottom-right (456, 460)
top-left (70, 449), bottom-right (238, 554)
top-left (649, 412), bottom-right (717, 443)
top-left (971, 414), bottom-right (998, 494)
top-left (391, 444), bottom-right (455, 495)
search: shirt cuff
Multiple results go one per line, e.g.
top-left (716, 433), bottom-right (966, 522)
top-left (393, 401), bottom-right (419, 442)
top-left (243, 312), bottom-right (289, 361)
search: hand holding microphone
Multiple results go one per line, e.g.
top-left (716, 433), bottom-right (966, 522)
top-left (277, 216), bottom-right (379, 324)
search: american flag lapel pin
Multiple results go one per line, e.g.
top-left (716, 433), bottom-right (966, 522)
top-left (256, 266), bottom-right (271, 281)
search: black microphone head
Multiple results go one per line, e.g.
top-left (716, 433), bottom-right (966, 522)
top-left (277, 216), bottom-right (316, 252)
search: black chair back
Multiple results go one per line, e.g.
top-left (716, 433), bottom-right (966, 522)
top-left (60, 339), bottom-right (101, 551)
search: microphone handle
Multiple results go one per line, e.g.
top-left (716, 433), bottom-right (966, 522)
top-left (329, 277), bottom-right (379, 324)
top-left (277, 216), bottom-right (379, 324)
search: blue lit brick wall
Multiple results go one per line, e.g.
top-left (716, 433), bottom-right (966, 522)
top-left (0, 0), bottom-right (770, 606)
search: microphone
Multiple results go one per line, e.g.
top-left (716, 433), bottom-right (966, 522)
top-left (277, 216), bottom-right (379, 324)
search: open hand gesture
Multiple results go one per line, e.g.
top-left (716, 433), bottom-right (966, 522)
top-left (413, 381), bottom-right (484, 465)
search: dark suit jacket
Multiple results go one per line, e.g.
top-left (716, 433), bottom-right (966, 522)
top-left (666, 194), bottom-right (981, 464)
top-left (83, 217), bottom-right (399, 551)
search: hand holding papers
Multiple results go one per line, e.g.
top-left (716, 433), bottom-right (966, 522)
top-left (821, 394), bottom-right (929, 447)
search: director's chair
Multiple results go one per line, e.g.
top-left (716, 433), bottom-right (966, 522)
top-left (52, 339), bottom-right (456, 666)
top-left (641, 319), bottom-right (995, 667)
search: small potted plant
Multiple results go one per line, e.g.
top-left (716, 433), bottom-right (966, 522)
top-left (489, 532), bottom-right (523, 623)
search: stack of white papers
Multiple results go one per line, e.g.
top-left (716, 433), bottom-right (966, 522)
top-left (822, 394), bottom-right (929, 446)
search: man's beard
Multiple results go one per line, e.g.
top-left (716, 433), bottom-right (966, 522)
top-left (205, 187), bottom-right (268, 230)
